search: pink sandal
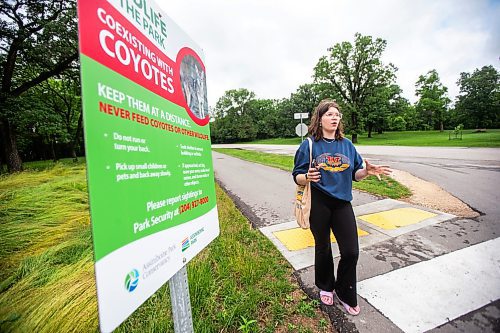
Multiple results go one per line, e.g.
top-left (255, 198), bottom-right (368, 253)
top-left (319, 290), bottom-right (334, 306)
top-left (334, 292), bottom-right (360, 315)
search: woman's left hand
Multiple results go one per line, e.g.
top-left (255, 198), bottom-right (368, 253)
top-left (365, 159), bottom-right (392, 181)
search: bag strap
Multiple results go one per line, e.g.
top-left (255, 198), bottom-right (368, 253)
top-left (307, 137), bottom-right (313, 168)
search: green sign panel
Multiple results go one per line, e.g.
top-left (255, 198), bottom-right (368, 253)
top-left (77, 0), bottom-right (219, 331)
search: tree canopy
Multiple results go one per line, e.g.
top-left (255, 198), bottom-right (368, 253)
top-left (415, 69), bottom-right (450, 131)
top-left (313, 33), bottom-right (397, 142)
top-left (1, 0), bottom-right (78, 171)
top-left (210, 89), bottom-right (258, 143)
top-left (0, 7), bottom-right (498, 170)
top-left (454, 65), bottom-right (499, 129)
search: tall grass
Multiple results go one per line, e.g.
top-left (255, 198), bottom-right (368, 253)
top-left (0, 164), bottom-right (97, 332)
top-left (0, 163), bottom-right (331, 332)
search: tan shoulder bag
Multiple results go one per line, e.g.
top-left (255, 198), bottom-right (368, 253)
top-left (294, 137), bottom-right (313, 229)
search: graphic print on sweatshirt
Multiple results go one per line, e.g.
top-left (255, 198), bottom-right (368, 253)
top-left (316, 153), bottom-right (350, 172)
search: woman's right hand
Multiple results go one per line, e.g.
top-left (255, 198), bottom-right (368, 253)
top-left (307, 167), bottom-right (321, 183)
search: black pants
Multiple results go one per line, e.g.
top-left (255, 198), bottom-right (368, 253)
top-left (309, 185), bottom-right (359, 307)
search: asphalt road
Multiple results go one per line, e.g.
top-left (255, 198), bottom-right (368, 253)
top-left (211, 143), bottom-right (500, 333)
top-left (213, 144), bottom-right (500, 223)
top-left (211, 150), bottom-right (379, 228)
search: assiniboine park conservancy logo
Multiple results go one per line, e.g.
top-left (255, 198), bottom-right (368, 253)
top-left (125, 269), bottom-right (139, 292)
top-left (181, 237), bottom-right (190, 252)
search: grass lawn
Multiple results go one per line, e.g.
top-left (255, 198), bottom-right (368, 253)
top-left (0, 162), bottom-right (332, 333)
top-left (213, 148), bottom-right (411, 199)
top-left (249, 129), bottom-right (500, 147)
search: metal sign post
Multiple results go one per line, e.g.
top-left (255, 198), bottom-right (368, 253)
top-left (169, 266), bottom-right (194, 333)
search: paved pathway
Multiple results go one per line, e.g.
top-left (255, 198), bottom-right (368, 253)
top-left (213, 144), bottom-right (500, 223)
top-left (212, 150), bottom-right (500, 333)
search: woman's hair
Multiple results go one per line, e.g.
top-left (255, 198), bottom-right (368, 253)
top-left (308, 99), bottom-right (345, 141)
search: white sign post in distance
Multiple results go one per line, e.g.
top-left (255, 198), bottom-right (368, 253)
top-left (294, 113), bottom-right (309, 142)
top-left (295, 123), bottom-right (308, 141)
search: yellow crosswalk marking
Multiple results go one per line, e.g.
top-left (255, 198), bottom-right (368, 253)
top-left (359, 207), bottom-right (437, 230)
top-left (273, 228), bottom-right (369, 251)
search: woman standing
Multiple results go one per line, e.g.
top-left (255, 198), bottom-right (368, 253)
top-left (292, 99), bottom-right (391, 315)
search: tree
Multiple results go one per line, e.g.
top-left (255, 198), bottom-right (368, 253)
top-left (38, 71), bottom-right (83, 161)
top-left (312, 82), bottom-right (342, 103)
top-left (288, 84), bottom-right (320, 119)
top-left (213, 88), bottom-right (255, 118)
top-left (388, 96), bottom-right (413, 131)
top-left (12, 91), bottom-right (61, 161)
top-left (284, 84), bottom-right (322, 137)
top-left (313, 33), bottom-right (397, 143)
top-left (390, 116), bottom-right (407, 131)
top-left (454, 65), bottom-right (500, 129)
top-left (362, 84), bottom-right (401, 137)
top-left (415, 70), bottom-right (450, 131)
top-left (247, 98), bottom-right (280, 139)
top-left (273, 98), bottom-right (296, 138)
top-left (210, 89), bottom-right (257, 143)
top-left (0, 0), bottom-right (78, 171)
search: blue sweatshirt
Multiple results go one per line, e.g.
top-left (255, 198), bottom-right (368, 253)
top-left (292, 137), bottom-right (364, 202)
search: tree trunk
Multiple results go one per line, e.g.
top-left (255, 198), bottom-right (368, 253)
top-left (367, 123), bottom-right (373, 138)
top-left (70, 147), bottom-right (78, 162)
top-left (440, 122), bottom-right (444, 132)
top-left (351, 107), bottom-right (359, 143)
top-left (0, 135), bottom-right (4, 174)
top-left (50, 136), bottom-right (57, 162)
top-left (71, 109), bottom-right (84, 162)
top-left (351, 133), bottom-right (358, 143)
top-left (0, 117), bottom-right (23, 172)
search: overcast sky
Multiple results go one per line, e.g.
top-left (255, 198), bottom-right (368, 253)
top-left (161, 0), bottom-right (499, 108)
